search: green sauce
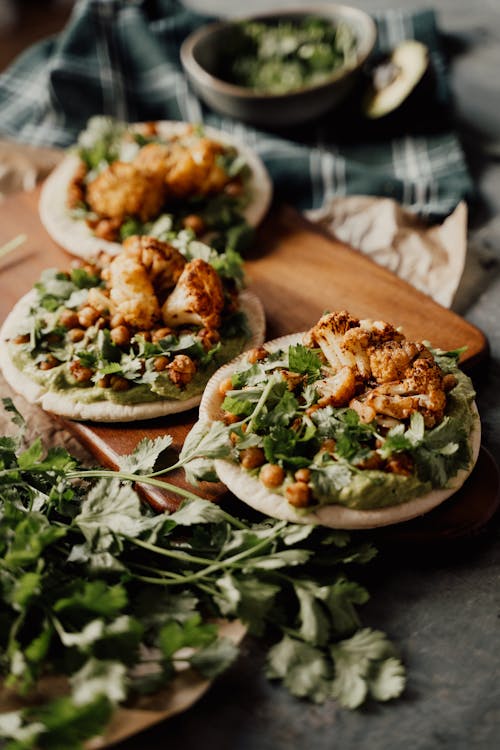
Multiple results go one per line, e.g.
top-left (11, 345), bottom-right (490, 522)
top-left (11, 335), bottom-right (247, 407)
top-left (221, 17), bottom-right (358, 94)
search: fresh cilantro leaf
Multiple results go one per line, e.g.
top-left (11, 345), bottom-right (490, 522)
top-left (168, 498), bottom-right (229, 526)
top-left (70, 658), bottom-right (127, 706)
top-left (330, 628), bottom-right (404, 708)
top-left (190, 636), bottom-right (239, 678)
top-left (288, 344), bottom-right (322, 379)
top-left (158, 614), bottom-right (217, 659)
top-left (179, 419), bottom-right (233, 464)
top-left (115, 435), bottom-right (173, 474)
top-left (70, 267), bottom-right (101, 289)
top-left (266, 635), bottom-right (331, 703)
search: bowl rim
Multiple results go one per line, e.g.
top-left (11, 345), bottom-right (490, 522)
top-left (180, 3), bottom-right (377, 101)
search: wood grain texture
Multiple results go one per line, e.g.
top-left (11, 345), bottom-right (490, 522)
top-left (0, 187), bottom-right (494, 531)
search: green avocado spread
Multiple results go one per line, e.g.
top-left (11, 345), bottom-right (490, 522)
top-left (11, 335), bottom-right (247, 406)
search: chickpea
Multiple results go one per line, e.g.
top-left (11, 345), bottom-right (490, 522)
top-left (259, 463), bottom-right (285, 488)
top-left (199, 327), bottom-right (220, 351)
top-left (224, 180), bottom-right (243, 197)
top-left (182, 214), bottom-right (206, 236)
top-left (294, 468), bottom-right (311, 483)
top-left (92, 218), bottom-right (121, 242)
top-left (97, 374), bottom-right (112, 388)
top-left (223, 412), bottom-right (240, 425)
top-left (39, 354), bottom-right (60, 370)
top-left (110, 375), bottom-right (131, 392)
top-left (247, 346), bottom-right (268, 364)
top-left (319, 439), bottom-right (336, 455)
top-left (218, 377), bottom-right (234, 397)
top-left (95, 316), bottom-right (108, 330)
top-left (68, 328), bottom-right (85, 343)
top-left (12, 334), bottom-right (30, 345)
top-left (152, 327), bottom-right (173, 343)
top-left (286, 482), bottom-right (312, 508)
top-left (240, 447), bottom-right (266, 470)
top-left (69, 360), bottom-right (94, 383)
top-left (78, 306), bottom-right (100, 329)
top-left (136, 330), bottom-right (152, 342)
top-left (110, 325), bottom-right (131, 347)
top-left (110, 312), bottom-right (126, 328)
top-left (59, 309), bottom-right (80, 329)
top-left (153, 355), bottom-right (170, 372)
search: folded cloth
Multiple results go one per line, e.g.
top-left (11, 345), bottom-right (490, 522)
top-left (0, 0), bottom-right (473, 220)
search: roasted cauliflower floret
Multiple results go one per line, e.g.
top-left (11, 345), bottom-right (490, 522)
top-left (315, 365), bottom-right (357, 407)
top-left (133, 137), bottom-right (230, 200)
top-left (86, 161), bottom-right (166, 222)
top-left (357, 353), bottom-right (447, 428)
top-left (107, 253), bottom-right (161, 330)
top-left (161, 258), bottom-right (224, 330)
top-left (167, 354), bottom-right (197, 387)
top-left (369, 339), bottom-right (420, 383)
top-left (305, 311), bottom-right (371, 378)
top-left (122, 235), bottom-right (186, 299)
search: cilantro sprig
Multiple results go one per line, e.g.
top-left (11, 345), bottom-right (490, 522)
top-left (0, 400), bottom-right (405, 749)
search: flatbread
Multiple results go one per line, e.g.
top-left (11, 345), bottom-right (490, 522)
top-left (0, 289), bottom-right (265, 423)
top-left (39, 121), bottom-right (273, 260)
top-left (198, 333), bottom-right (481, 530)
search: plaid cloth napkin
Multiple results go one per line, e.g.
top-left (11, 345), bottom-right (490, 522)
top-left (0, 0), bottom-right (473, 219)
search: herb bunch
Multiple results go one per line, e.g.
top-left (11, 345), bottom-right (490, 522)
top-left (0, 400), bottom-right (404, 750)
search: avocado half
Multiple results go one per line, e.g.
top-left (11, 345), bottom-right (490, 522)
top-left (363, 40), bottom-right (430, 119)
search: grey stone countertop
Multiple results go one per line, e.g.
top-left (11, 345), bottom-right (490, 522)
top-left (2, 1), bottom-right (500, 748)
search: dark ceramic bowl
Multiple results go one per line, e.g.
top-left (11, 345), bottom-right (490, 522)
top-left (180, 4), bottom-right (377, 128)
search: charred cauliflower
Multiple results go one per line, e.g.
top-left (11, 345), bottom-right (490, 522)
top-left (85, 162), bottom-right (166, 222)
top-left (304, 311), bottom-right (449, 428)
top-left (161, 258), bottom-right (224, 330)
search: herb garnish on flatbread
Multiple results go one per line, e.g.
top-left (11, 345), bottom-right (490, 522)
top-left (0, 235), bottom-right (265, 422)
top-left (39, 118), bottom-right (273, 260)
top-left (192, 311), bottom-right (480, 529)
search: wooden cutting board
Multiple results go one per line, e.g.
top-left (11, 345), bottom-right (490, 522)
top-left (0, 187), bottom-right (494, 534)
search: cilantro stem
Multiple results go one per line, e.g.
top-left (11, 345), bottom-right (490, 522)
top-left (129, 523), bottom-right (287, 586)
top-left (246, 374), bottom-right (279, 432)
top-left (66, 469), bottom-right (203, 504)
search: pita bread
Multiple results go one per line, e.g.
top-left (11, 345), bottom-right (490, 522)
top-left (39, 121), bottom-right (273, 260)
top-left (0, 289), bottom-right (265, 423)
top-left (198, 332), bottom-right (481, 530)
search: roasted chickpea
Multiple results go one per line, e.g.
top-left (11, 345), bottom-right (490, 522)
top-left (223, 412), bottom-right (241, 425)
top-left (443, 373), bottom-right (458, 391)
top-left (69, 360), bottom-right (94, 383)
top-left (152, 327), bottom-right (173, 343)
top-left (182, 214), bottom-right (206, 235)
top-left (92, 218), bottom-right (121, 242)
top-left (218, 377), bottom-right (234, 397)
top-left (78, 306), bottom-right (100, 329)
top-left (294, 468), bottom-right (311, 483)
top-left (136, 330), bottom-right (152, 342)
top-left (59, 309), bottom-right (80, 329)
top-left (110, 375), bottom-right (131, 392)
top-left (12, 334), bottom-right (30, 345)
top-left (110, 312), bottom-right (126, 328)
top-left (153, 355), bottom-right (170, 372)
top-left (224, 180), bottom-right (243, 197)
top-left (240, 447), bottom-right (266, 470)
top-left (110, 325), bottom-right (131, 347)
top-left (286, 482), bottom-right (312, 508)
top-left (247, 346), bottom-right (268, 364)
top-left (259, 463), bottom-right (285, 488)
top-left (68, 328), bottom-right (85, 343)
top-left (39, 354), bottom-right (61, 370)
top-left (97, 374), bottom-right (112, 388)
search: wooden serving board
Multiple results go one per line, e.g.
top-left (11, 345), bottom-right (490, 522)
top-left (0, 187), bottom-right (494, 533)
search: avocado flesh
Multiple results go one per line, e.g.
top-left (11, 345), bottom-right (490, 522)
top-left (364, 40), bottom-right (429, 119)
